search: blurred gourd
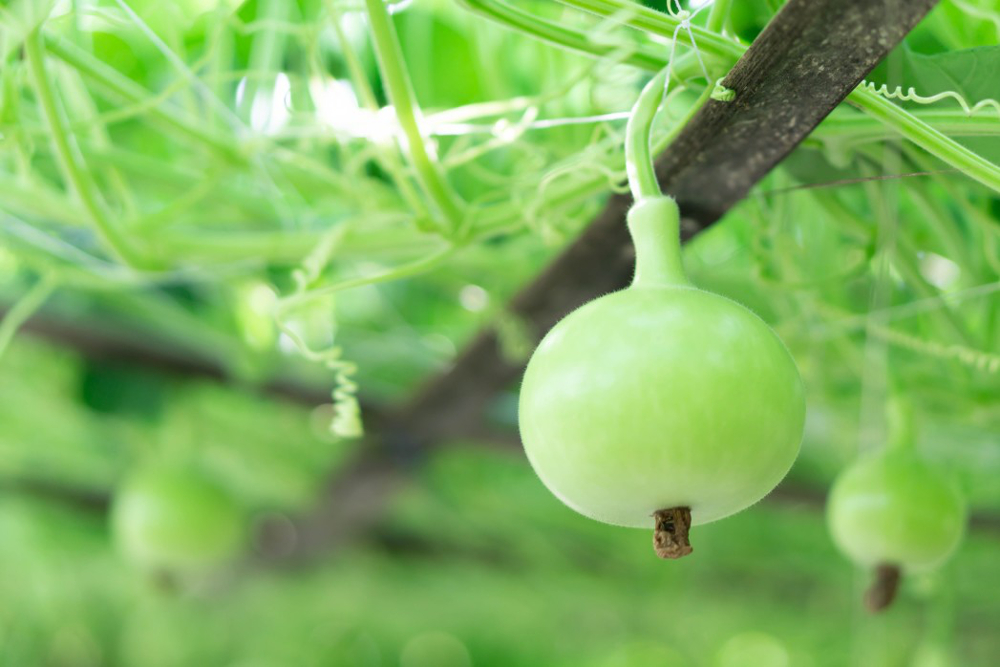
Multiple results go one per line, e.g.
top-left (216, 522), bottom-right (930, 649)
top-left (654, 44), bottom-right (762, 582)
top-left (827, 399), bottom-right (966, 611)
top-left (111, 468), bottom-right (244, 575)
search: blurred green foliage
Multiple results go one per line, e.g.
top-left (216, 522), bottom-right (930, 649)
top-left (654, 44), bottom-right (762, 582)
top-left (0, 0), bottom-right (998, 663)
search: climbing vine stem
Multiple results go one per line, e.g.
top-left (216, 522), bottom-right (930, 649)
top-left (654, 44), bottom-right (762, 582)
top-left (706, 0), bottom-right (731, 33)
top-left (489, 0), bottom-right (1000, 197)
top-left (553, 0), bottom-right (743, 60)
top-left (0, 272), bottom-right (58, 363)
top-left (24, 29), bottom-right (151, 269)
top-left (847, 87), bottom-right (1000, 195)
top-left (363, 0), bottom-right (467, 237)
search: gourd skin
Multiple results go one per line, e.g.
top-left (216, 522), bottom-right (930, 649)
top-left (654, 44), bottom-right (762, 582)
top-left (827, 449), bottom-right (965, 572)
top-left (111, 469), bottom-right (244, 573)
top-left (519, 199), bottom-right (805, 528)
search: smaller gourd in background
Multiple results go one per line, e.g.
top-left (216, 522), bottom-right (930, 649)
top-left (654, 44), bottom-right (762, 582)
top-left (826, 398), bottom-right (967, 612)
top-left (111, 467), bottom-right (245, 581)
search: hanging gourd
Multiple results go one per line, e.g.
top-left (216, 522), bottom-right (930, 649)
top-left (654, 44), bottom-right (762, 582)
top-left (111, 468), bottom-right (245, 576)
top-left (518, 69), bottom-right (806, 558)
top-left (827, 398), bottom-right (966, 611)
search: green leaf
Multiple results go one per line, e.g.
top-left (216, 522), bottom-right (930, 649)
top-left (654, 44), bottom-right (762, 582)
top-left (869, 46), bottom-right (1000, 162)
top-left (900, 46), bottom-right (1000, 104)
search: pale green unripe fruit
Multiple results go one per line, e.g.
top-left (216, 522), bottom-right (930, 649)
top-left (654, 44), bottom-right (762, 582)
top-left (827, 448), bottom-right (966, 572)
top-left (518, 197), bottom-right (805, 532)
top-left (111, 469), bottom-right (244, 574)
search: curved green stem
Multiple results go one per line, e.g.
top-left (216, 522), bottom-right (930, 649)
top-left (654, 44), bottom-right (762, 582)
top-left (459, 0), bottom-right (714, 84)
top-left (459, 0), bottom-right (667, 72)
top-left (43, 36), bottom-right (243, 162)
top-left (626, 69), bottom-right (669, 200)
top-left (471, 85), bottom-right (714, 241)
top-left (0, 273), bottom-right (58, 363)
top-left (847, 87), bottom-right (1000, 195)
top-left (24, 29), bottom-right (151, 268)
top-left (364, 0), bottom-right (466, 236)
top-left (706, 0), bottom-right (732, 33)
top-left (814, 108), bottom-right (1000, 143)
top-left (276, 245), bottom-right (457, 312)
top-left (553, 0), bottom-right (744, 61)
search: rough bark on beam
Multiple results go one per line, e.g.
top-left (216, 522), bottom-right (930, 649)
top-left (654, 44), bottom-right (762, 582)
top-left (654, 0), bottom-right (939, 225)
top-left (275, 0), bottom-right (938, 561)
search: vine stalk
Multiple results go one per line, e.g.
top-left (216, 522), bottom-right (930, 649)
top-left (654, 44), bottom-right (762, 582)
top-left (24, 29), bottom-right (151, 269)
top-left (364, 0), bottom-right (466, 237)
top-left (477, 0), bottom-right (1000, 197)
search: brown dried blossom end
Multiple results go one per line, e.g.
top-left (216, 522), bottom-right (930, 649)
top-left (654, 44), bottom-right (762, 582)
top-left (864, 562), bottom-right (902, 613)
top-left (653, 507), bottom-right (693, 560)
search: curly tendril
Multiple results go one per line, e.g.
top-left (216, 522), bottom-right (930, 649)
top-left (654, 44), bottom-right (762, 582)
top-left (871, 323), bottom-right (1000, 374)
top-left (275, 224), bottom-right (364, 439)
top-left (275, 236), bottom-right (457, 439)
top-left (860, 80), bottom-right (1000, 118)
top-left (710, 77), bottom-right (735, 102)
top-left (276, 321), bottom-right (364, 439)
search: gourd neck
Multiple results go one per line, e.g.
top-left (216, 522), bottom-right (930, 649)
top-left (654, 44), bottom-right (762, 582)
top-left (627, 196), bottom-right (690, 288)
top-left (886, 395), bottom-right (916, 453)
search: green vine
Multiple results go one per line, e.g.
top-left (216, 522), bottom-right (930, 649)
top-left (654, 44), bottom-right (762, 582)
top-left (0, 272), bottom-right (58, 363)
top-left (860, 80), bottom-right (1000, 118)
top-left (24, 30), bottom-right (152, 269)
top-left (473, 0), bottom-right (1000, 198)
top-left (364, 0), bottom-right (467, 238)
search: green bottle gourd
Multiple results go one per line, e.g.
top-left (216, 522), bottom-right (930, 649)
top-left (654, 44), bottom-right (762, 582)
top-left (826, 400), bottom-right (966, 611)
top-left (111, 468), bottom-right (245, 576)
top-left (518, 195), bottom-right (806, 558)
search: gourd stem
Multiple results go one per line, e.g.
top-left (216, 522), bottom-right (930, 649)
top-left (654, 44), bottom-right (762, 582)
top-left (152, 569), bottom-right (180, 594)
top-left (864, 563), bottom-right (901, 613)
top-left (627, 197), bottom-right (689, 287)
top-left (625, 68), bottom-right (669, 201)
top-left (624, 67), bottom-right (689, 288)
top-left (653, 507), bottom-right (693, 559)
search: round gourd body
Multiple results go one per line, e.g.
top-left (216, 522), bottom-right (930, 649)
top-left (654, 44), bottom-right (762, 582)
top-left (111, 469), bottom-right (244, 573)
top-left (518, 284), bottom-right (805, 528)
top-left (827, 450), bottom-right (965, 571)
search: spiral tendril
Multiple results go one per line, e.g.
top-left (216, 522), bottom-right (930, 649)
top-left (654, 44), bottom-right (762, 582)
top-left (871, 323), bottom-right (1000, 374)
top-left (276, 225), bottom-right (364, 439)
top-left (860, 80), bottom-right (1000, 118)
top-left (277, 321), bottom-right (364, 438)
top-left (710, 78), bottom-right (735, 102)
